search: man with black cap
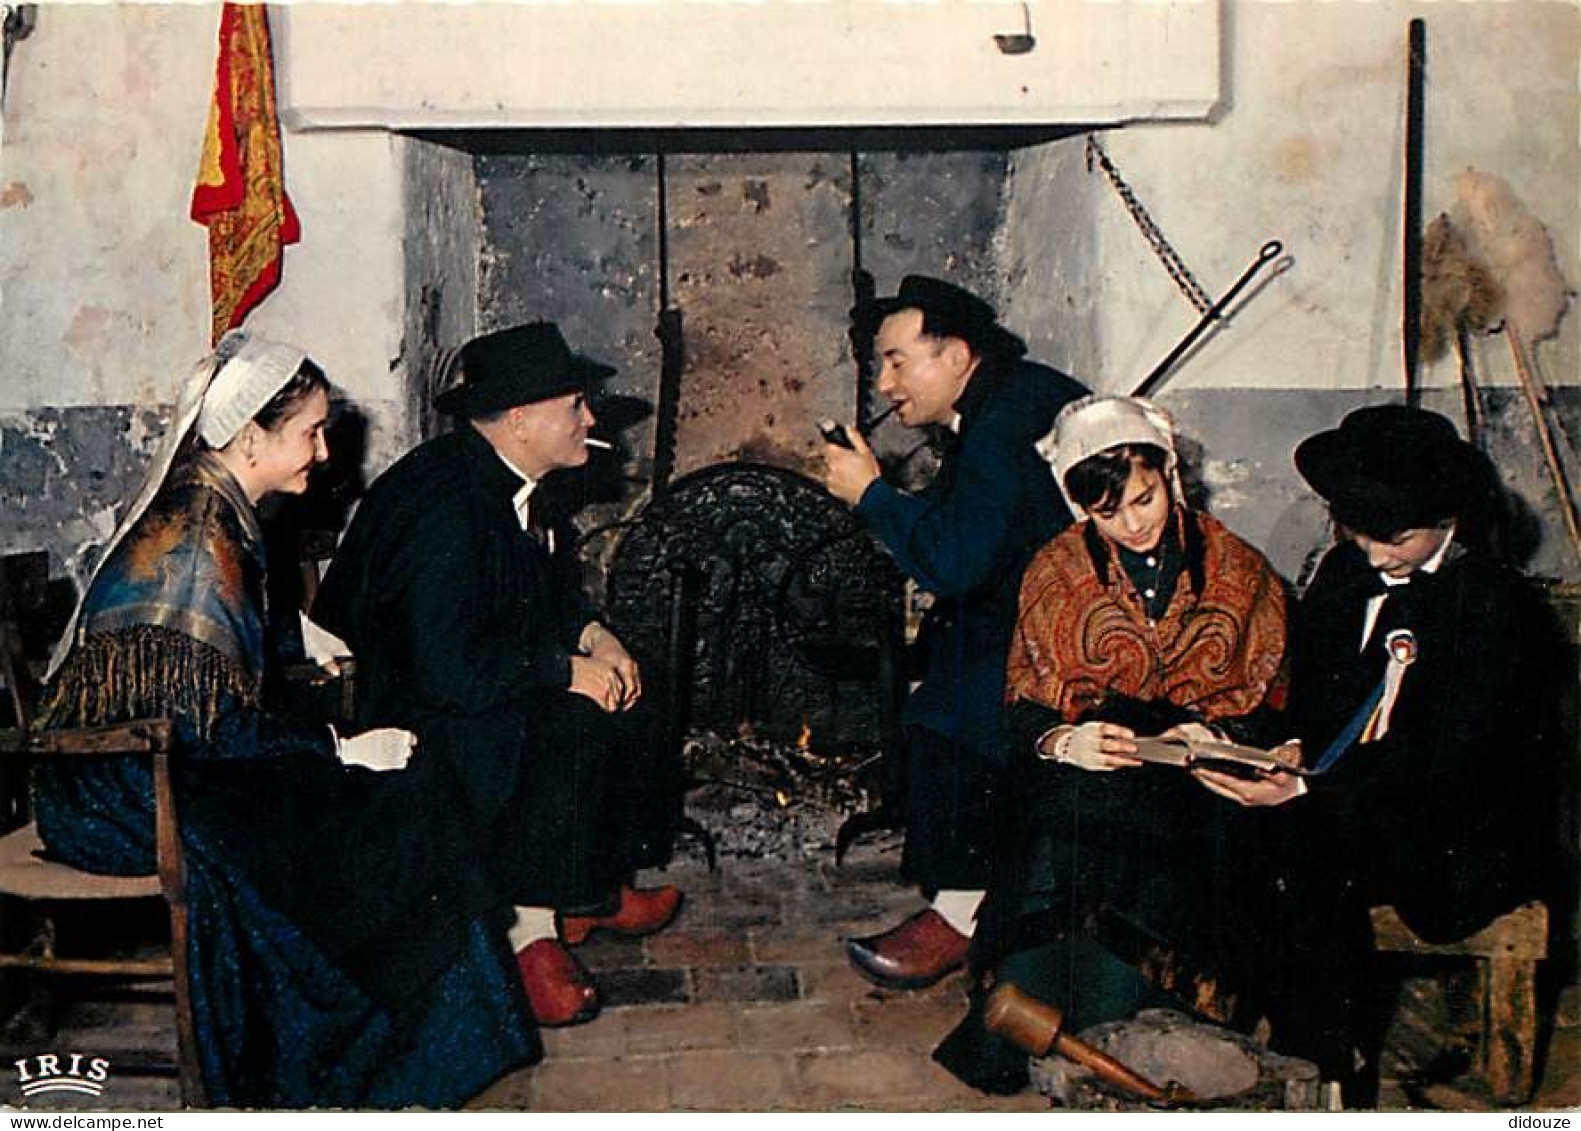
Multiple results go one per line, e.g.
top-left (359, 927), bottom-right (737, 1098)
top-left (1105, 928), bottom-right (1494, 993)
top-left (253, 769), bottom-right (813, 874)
top-left (821, 275), bottom-right (1087, 989)
top-left (1195, 404), bottom-right (1563, 1103)
top-left (314, 322), bottom-right (682, 1030)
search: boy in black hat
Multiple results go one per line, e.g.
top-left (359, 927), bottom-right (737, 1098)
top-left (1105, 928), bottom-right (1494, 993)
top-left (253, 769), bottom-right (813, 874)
top-left (822, 275), bottom-right (1087, 988)
top-left (1197, 404), bottom-right (1563, 1103)
top-left (315, 323), bottom-right (683, 1031)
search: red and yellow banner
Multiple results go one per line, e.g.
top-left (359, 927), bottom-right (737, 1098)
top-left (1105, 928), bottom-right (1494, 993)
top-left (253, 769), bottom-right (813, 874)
top-left (191, 4), bottom-right (300, 344)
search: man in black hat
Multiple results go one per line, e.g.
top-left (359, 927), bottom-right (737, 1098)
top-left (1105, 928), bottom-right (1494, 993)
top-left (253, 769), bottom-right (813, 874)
top-left (314, 322), bottom-right (683, 1030)
top-left (1195, 404), bottom-right (1564, 1103)
top-left (822, 275), bottom-right (1087, 988)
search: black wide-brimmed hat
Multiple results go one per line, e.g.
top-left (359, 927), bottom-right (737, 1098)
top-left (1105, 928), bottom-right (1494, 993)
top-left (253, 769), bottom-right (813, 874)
top-left (434, 322), bottom-right (615, 417)
top-left (853, 275), bottom-right (1026, 359)
top-left (1295, 404), bottom-right (1480, 535)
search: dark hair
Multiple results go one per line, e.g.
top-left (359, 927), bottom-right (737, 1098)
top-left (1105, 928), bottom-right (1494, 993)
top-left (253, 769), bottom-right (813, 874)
top-left (1327, 502), bottom-right (1456, 545)
top-left (1065, 443), bottom-right (1169, 514)
top-left (252, 359), bottom-right (330, 432)
top-left (915, 308), bottom-right (1028, 368)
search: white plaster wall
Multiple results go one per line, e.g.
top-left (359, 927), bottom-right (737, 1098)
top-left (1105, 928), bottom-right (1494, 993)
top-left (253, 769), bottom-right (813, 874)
top-left (238, 129), bottom-right (412, 473)
top-left (17, 2), bottom-right (1569, 417)
top-left (5, 0), bottom-right (1576, 538)
top-left (1065, 0), bottom-right (1579, 395)
top-left (0, 5), bottom-right (412, 469)
top-left (993, 2), bottom-right (1581, 578)
top-left (0, 4), bottom-right (216, 409)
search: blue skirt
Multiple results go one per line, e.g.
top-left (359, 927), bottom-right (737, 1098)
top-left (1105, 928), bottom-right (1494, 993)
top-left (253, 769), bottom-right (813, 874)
top-left (34, 757), bottom-right (541, 1109)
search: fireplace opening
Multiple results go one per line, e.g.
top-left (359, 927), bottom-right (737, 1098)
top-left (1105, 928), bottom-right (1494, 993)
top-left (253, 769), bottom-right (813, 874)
top-left (605, 461), bottom-right (905, 860)
top-left (399, 127), bottom-right (1075, 858)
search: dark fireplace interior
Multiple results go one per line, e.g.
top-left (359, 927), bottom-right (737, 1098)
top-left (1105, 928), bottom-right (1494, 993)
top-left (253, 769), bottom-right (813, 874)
top-left (397, 129), bottom-right (1081, 856)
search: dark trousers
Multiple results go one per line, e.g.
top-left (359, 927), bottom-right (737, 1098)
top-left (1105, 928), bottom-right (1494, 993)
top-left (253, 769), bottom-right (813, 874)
top-left (490, 693), bottom-right (677, 913)
top-left (901, 726), bottom-right (1003, 893)
top-left (1259, 802), bottom-right (1543, 1095)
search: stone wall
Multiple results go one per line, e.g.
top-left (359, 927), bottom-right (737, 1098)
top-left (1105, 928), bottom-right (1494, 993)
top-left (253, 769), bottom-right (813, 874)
top-left (473, 149), bottom-right (1008, 494)
top-left (401, 136), bottom-right (480, 446)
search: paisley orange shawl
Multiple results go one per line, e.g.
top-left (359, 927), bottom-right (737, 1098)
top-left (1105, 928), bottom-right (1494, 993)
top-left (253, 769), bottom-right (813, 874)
top-left (1006, 510), bottom-right (1288, 724)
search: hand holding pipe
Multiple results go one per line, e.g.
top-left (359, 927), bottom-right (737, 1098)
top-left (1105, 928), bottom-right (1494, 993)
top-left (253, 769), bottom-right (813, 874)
top-left (1133, 240), bottom-right (1284, 399)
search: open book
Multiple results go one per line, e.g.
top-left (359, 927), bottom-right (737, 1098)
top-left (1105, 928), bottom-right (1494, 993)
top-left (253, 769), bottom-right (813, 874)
top-left (1128, 734), bottom-right (1309, 779)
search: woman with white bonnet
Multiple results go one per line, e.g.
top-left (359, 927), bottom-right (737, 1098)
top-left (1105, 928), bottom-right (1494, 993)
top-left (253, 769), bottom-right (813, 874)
top-left (935, 394), bottom-right (1290, 1093)
top-left (34, 332), bottom-right (540, 1107)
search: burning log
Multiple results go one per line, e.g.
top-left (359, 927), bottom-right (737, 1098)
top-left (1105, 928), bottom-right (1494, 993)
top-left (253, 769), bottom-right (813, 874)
top-left (682, 727), bottom-right (882, 861)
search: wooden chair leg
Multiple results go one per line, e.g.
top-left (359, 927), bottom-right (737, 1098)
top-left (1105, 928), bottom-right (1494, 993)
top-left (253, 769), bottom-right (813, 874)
top-left (1484, 953), bottom-right (1538, 1105)
top-left (154, 752), bottom-right (203, 1108)
top-left (167, 902), bottom-right (204, 1108)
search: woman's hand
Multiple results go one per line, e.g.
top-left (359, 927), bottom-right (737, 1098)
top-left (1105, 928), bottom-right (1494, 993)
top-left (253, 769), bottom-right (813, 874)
top-left (1161, 721), bottom-right (1219, 745)
top-left (1037, 721), bottom-right (1143, 771)
top-left (1193, 742), bottom-right (1306, 807)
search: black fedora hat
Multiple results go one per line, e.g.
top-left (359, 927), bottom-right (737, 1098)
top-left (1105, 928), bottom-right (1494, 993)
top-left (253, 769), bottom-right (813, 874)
top-left (434, 322), bottom-right (615, 417)
top-left (853, 275), bottom-right (1026, 359)
top-left (1295, 404), bottom-right (1479, 535)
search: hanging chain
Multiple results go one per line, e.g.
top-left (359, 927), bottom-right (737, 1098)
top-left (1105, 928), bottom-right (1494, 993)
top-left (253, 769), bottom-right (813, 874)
top-left (1085, 134), bottom-right (1213, 315)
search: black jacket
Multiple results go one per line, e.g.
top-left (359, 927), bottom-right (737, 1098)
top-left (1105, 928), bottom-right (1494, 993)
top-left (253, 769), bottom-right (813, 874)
top-left (315, 426), bottom-right (597, 816)
top-left (1283, 539), bottom-right (1562, 940)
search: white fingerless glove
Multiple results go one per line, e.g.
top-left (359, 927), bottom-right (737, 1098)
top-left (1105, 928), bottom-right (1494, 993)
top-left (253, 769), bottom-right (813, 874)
top-left (334, 727), bottom-right (416, 773)
top-left (1035, 721), bottom-right (1119, 771)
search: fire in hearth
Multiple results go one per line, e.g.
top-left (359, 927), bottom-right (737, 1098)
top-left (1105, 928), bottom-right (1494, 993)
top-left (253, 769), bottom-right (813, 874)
top-left (606, 462), bottom-right (906, 859)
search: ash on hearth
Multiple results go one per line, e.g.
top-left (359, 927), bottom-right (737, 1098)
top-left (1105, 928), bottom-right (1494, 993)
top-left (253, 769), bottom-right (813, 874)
top-left (683, 725), bottom-right (880, 861)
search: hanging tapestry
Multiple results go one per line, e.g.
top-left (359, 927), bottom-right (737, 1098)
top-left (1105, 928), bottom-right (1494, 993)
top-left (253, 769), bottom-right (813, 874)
top-left (191, 4), bottom-right (299, 344)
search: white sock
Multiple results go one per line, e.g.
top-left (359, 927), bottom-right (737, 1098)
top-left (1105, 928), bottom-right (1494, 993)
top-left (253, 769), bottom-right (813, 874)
top-left (931, 890), bottom-right (984, 938)
top-left (507, 905), bottom-right (558, 951)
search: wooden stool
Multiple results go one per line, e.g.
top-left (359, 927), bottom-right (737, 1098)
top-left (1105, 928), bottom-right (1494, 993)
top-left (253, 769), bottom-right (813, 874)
top-left (1370, 901), bottom-right (1548, 1104)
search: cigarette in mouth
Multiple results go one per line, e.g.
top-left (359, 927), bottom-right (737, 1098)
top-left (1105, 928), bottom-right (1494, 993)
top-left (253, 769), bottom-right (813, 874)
top-left (583, 437), bottom-right (613, 450)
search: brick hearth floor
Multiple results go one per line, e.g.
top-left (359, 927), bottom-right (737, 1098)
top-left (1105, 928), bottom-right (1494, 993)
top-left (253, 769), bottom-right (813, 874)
top-left (9, 834), bottom-right (1579, 1112)
top-left (472, 837), bottom-right (1050, 1112)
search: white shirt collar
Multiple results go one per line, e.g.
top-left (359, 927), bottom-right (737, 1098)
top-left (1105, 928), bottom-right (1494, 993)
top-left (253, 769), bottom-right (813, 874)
top-left (1361, 525), bottom-right (1455, 646)
top-left (1421, 524), bottom-right (1455, 572)
top-left (494, 450), bottom-right (539, 531)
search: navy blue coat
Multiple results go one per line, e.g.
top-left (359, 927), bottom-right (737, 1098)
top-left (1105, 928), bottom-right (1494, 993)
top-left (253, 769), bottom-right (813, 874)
top-left (856, 358), bottom-right (1086, 763)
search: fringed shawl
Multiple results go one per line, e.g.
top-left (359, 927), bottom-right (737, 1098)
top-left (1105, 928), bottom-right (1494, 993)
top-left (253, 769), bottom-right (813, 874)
top-left (41, 452), bottom-right (264, 740)
top-left (1006, 509), bottom-right (1288, 724)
